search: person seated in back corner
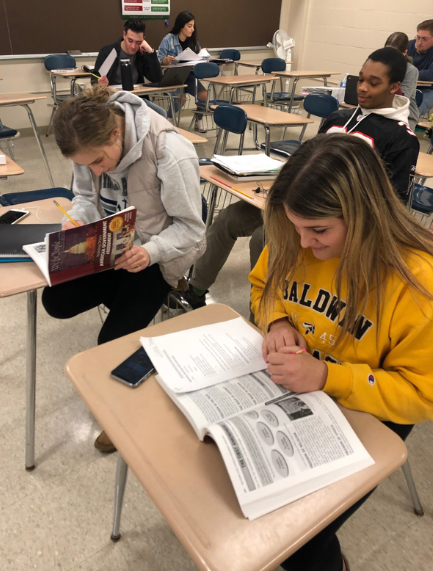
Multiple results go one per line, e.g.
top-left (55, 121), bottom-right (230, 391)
top-left (407, 19), bottom-right (433, 119)
top-left (385, 32), bottom-right (419, 131)
top-left (93, 19), bottom-right (162, 88)
top-left (173, 47), bottom-right (420, 311)
top-left (158, 10), bottom-right (209, 133)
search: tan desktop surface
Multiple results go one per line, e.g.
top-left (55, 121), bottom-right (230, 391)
top-left (66, 304), bottom-right (407, 571)
top-left (0, 197), bottom-right (71, 297)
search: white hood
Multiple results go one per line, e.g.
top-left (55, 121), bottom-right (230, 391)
top-left (344, 94), bottom-right (411, 131)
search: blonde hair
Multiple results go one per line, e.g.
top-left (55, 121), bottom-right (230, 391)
top-left (259, 133), bottom-right (433, 346)
top-left (53, 85), bottom-right (123, 157)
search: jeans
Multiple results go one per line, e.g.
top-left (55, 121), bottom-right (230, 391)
top-left (280, 422), bottom-right (414, 571)
top-left (418, 88), bottom-right (433, 117)
top-left (191, 200), bottom-right (264, 291)
top-left (42, 264), bottom-right (172, 345)
top-left (167, 73), bottom-right (206, 120)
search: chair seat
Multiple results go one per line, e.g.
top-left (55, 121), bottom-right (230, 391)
top-left (0, 125), bottom-right (18, 138)
top-left (3, 188), bottom-right (74, 206)
top-left (271, 93), bottom-right (305, 102)
top-left (260, 140), bottom-right (302, 158)
top-left (198, 158), bottom-right (213, 166)
top-left (411, 184), bottom-right (433, 214)
top-left (53, 94), bottom-right (71, 104)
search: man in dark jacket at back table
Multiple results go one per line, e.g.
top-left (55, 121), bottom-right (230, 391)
top-left (94, 19), bottom-right (162, 87)
top-left (407, 19), bottom-right (433, 117)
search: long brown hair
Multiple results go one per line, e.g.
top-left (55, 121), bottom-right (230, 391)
top-left (259, 134), bottom-right (433, 346)
top-left (53, 85), bottom-right (123, 157)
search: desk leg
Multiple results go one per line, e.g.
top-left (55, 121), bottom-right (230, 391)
top-left (25, 290), bottom-right (37, 471)
top-left (22, 104), bottom-right (55, 188)
top-left (264, 126), bottom-right (271, 156)
top-left (206, 184), bottom-right (218, 229)
top-left (70, 78), bottom-right (77, 96)
top-left (111, 454), bottom-right (129, 541)
top-left (288, 78), bottom-right (299, 113)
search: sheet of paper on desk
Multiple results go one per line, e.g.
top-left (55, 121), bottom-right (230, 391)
top-left (175, 47), bottom-right (207, 62)
top-left (50, 68), bottom-right (78, 73)
top-left (140, 317), bottom-right (267, 392)
top-left (98, 48), bottom-right (117, 77)
top-left (212, 154), bottom-right (284, 175)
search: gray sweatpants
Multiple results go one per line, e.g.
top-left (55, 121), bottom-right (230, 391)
top-left (191, 200), bottom-right (264, 290)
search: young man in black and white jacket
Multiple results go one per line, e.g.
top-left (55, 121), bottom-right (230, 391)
top-left (319, 47), bottom-right (419, 203)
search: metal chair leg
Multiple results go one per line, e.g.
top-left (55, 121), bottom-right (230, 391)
top-left (111, 454), bottom-right (129, 541)
top-left (401, 460), bottom-right (424, 516)
top-left (46, 107), bottom-right (56, 137)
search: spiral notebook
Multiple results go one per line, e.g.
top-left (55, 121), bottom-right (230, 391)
top-left (0, 224), bottom-right (61, 262)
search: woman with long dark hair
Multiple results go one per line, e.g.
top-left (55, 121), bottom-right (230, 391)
top-left (158, 11), bottom-right (208, 132)
top-left (250, 133), bottom-right (433, 571)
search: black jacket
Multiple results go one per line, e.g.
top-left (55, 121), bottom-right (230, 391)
top-left (319, 108), bottom-right (419, 203)
top-left (93, 38), bottom-right (162, 85)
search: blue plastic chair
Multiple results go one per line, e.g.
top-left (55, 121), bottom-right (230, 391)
top-left (260, 93), bottom-right (339, 158)
top-left (0, 120), bottom-right (20, 160)
top-left (220, 49), bottom-right (241, 61)
top-left (188, 62), bottom-right (227, 132)
top-left (0, 187), bottom-right (74, 207)
top-left (415, 89), bottom-right (423, 108)
top-left (262, 58), bottom-right (305, 109)
top-left (409, 183), bottom-right (433, 229)
top-left (44, 54), bottom-right (77, 137)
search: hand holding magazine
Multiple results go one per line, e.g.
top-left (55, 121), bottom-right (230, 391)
top-left (142, 318), bottom-right (374, 520)
top-left (23, 207), bottom-right (136, 286)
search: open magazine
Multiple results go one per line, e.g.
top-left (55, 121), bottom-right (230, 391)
top-left (23, 207), bottom-right (136, 286)
top-left (156, 370), bottom-right (374, 520)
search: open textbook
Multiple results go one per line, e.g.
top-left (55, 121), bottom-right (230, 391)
top-left (23, 207), bottom-right (136, 286)
top-left (156, 370), bottom-right (374, 520)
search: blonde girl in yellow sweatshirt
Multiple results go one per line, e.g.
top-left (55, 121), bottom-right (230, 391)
top-left (250, 133), bottom-right (433, 571)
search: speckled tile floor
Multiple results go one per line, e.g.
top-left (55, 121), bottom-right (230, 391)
top-left (0, 108), bottom-right (432, 571)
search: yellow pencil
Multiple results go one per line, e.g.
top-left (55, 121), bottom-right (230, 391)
top-left (53, 200), bottom-right (79, 227)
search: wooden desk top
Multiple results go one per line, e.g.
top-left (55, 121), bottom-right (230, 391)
top-left (0, 152), bottom-right (24, 176)
top-left (176, 127), bottom-right (208, 145)
top-left (200, 165), bottom-right (270, 209)
top-left (272, 70), bottom-right (340, 78)
top-left (0, 197), bottom-right (71, 297)
top-left (65, 304), bottom-right (407, 571)
top-left (203, 74), bottom-right (277, 86)
top-left (237, 59), bottom-right (293, 69)
top-left (417, 80), bottom-right (433, 86)
top-left (0, 93), bottom-right (47, 105)
top-left (49, 69), bottom-right (92, 78)
top-left (129, 84), bottom-right (187, 95)
top-left (416, 152), bottom-right (433, 178)
top-left (417, 120), bottom-right (431, 130)
top-left (234, 104), bottom-right (315, 126)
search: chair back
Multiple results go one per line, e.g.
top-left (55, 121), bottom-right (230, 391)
top-left (415, 89), bottom-right (423, 108)
top-left (214, 105), bottom-right (248, 134)
top-left (193, 62), bottom-right (220, 80)
top-left (220, 49), bottom-right (241, 61)
top-left (411, 183), bottom-right (433, 214)
top-left (304, 93), bottom-right (339, 119)
top-left (44, 54), bottom-right (76, 71)
top-left (261, 57), bottom-right (286, 74)
top-left (213, 104), bottom-right (248, 154)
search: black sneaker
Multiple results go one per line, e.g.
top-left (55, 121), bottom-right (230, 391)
top-left (168, 284), bottom-right (208, 310)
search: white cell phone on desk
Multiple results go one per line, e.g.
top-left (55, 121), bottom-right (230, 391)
top-left (0, 209), bottom-right (30, 224)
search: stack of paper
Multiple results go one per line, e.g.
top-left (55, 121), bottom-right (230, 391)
top-left (211, 153), bottom-right (284, 181)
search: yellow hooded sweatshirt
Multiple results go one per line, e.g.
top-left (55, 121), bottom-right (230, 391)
top-left (250, 247), bottom-right (433, 424)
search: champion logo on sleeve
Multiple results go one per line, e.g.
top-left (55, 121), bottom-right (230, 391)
top-left (368, 374), bottom-right (375, 386)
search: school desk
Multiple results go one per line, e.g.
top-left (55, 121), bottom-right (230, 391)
top-left (203, 74), bottom-right (277, 105)
top-left (415, 152), bottom-right (433, 185)
top-left (115, 84), bottom-right (187, 126)
top-left (199, 164), bottom-right (267, 226)
top-left (221, 103), bottom-right (314, 156)
top-left (65, 303), bottom-right (407, 571)
top-left (0, 93), bottom-right (55, 187)
top-left (49, 69), bottom-right (92, 96)
top-left (270, 71), bottom-right (340, 112)
top-left (175, 126), bottom-right (208, 145)
top-left (235, 59), bottom-right (293, 75)
top-left (417, 80), bottom-right (433, 86)
top-left (0, 151), bottom-right (24, 177)
top-left (0, 197), bottom-right (71, 470)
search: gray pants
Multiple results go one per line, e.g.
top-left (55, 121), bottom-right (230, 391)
top-left (191, 200), bottom-right (264, 291)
